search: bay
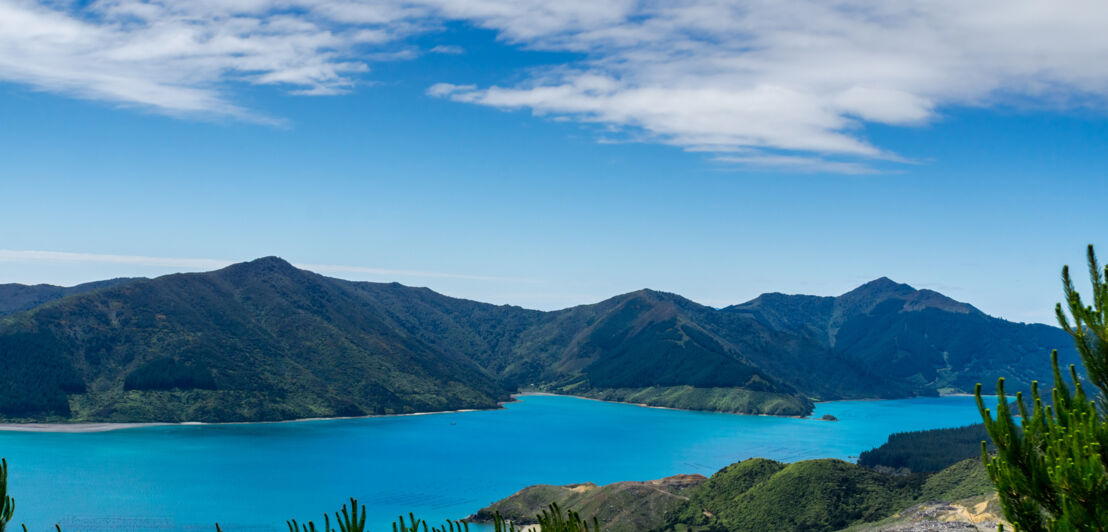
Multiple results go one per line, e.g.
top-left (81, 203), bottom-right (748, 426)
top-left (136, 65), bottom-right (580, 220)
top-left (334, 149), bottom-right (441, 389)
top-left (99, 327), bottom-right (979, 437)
top-left (0, 394), bottom-right (994, 531)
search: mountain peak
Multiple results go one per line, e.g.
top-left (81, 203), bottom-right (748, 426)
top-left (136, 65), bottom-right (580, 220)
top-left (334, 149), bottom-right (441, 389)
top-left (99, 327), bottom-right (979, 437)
top-left (216, 256), bottom-right (302, 282)
top-left (843, 277), bottom-right (916, 298)
top-left (612, 288), bottom-right (701, 308)
top-left (836, 277), bottom-right (977, 316)
top-left (246, 256), bottom-right (295, 268)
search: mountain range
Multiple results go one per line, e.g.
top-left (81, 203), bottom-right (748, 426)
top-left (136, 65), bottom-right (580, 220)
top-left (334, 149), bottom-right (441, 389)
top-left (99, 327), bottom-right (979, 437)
top-left (0, 257), bottom-right (1075, 422)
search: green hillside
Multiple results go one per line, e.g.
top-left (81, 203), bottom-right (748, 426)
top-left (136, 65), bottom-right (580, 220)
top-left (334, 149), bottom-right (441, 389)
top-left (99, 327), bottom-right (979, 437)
top-left (471, 475), bottom-right (707, 532)
top-left (663, 459), bottom-right (923, 531)
top-left (726, 278), bottom-right (1076, 396)
top-left (0, 257), bottom-right (1077, 422)
top-left (0, 278), bottom-right (139, 315)
top-left (473, 457), bottom-right (996, 532)
top-left (0, 258), bottom-right (509, 421)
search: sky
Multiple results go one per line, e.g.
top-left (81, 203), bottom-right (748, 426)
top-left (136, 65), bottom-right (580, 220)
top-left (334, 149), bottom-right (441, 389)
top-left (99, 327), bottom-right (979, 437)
top-left (1, 0), bottom-right (1107, 325)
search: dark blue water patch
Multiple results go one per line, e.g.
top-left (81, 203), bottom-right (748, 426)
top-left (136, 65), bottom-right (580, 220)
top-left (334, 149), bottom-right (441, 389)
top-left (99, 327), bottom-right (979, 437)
top-left (0, 394), bottom-right (993, 532)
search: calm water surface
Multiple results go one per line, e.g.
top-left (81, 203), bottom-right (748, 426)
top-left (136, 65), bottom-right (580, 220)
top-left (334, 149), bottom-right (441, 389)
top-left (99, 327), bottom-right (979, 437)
top-left (0, 395), bottom-right (995, 531)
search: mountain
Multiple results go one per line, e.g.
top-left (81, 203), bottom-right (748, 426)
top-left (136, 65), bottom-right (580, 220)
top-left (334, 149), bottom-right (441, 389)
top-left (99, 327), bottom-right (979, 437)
top-left (0, 258), bottom-right (1077, 422)
top-left (725, 278), bottom-right (1075, 397)
top-left (0, 258), bottom-right (508, 421)
top-left (0, 278), bottom-right (140, 315)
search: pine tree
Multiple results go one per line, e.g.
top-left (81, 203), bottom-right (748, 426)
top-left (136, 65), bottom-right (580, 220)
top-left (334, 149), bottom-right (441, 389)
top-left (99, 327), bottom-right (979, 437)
top-left (1, 459), bottom-right (14, 532)
top-left (977, 245), bottom-right (1108, 531)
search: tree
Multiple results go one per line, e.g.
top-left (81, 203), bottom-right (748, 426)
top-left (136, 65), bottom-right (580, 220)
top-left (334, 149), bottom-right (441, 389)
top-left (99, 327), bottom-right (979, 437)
top-left (1, 459), bottom-right (14, 532)
top-left (977, 245), bottom-right (1108, 531)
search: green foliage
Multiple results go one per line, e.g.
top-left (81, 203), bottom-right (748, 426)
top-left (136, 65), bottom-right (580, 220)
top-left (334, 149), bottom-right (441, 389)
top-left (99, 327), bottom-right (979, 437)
top-left (286, 498), bottom-right (367, 532)
top-left (0, 331), bottom-right (84, 417)
top-left (661, 457), bottom-right (996, 532)
top-left (1, 459), bottom-right (13, 532)
top-left (0, 279), bottom-right (136, 316)
top-left (858, 423), bottom-right (994, 473)
top-left (566, 386), bottom-right (812, 416)
top-left (474, 474), bottom-right (704, 532)
top-left (663, 458), bottom-right (926, 532)
top-left (490, 503), bottom-right (599, 532)
top-left (123, 358), bottom-right (217, 391)
top-left (977, 245), bottom-right (1108, 531)
top-left (917, 458), bottom-right (994, 502)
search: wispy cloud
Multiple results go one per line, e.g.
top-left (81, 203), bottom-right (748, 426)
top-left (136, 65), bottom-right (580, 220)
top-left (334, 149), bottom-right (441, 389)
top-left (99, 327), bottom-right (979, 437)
top-left (0, 250), bottom-right (530, 283)
top-left (711, 154), bottom-right (882, 175)
top-left (297, 263), bottom-right (537, 283)
top-left (0, 0), bottom-right (427, 121)
top-left (3, 0), bottom-right (1108, 171)
top-left (0, 249), bottom-right (229, 269)
top-left (424, 0), bottom-right (1108, 171)
top-left (429, 44), bottom-right (463, 54)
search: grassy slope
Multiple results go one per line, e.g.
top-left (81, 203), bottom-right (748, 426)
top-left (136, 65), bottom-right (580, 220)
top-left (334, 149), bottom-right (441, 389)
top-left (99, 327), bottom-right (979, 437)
top-left (471, 475), bottom-right (707, 532)
top-left (664, 459), bottom-right (923, 531)
top-left (662, 458), bottom-right (994, 532)
top-left (474, 457), bottom-right (996, 532)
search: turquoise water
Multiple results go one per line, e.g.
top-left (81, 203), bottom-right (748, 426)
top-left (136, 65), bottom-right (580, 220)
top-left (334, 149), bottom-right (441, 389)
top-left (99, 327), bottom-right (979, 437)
top-left (0, 395), bottom-right (994, 531)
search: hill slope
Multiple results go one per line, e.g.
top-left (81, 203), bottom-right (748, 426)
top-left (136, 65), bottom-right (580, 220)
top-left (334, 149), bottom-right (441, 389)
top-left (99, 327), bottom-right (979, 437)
top-left (0, 258), bottom-right (508, 421)
top-left (470, 474), bottom-right (707, 532)
top-left (725, 278), bottom-right (1075, 396)
top-left (473, 457), bottom-right (997, 532)
top-left (0, 278), bottom-right (140, 315)
top-left (0, 257), bottom-right (1076, 422)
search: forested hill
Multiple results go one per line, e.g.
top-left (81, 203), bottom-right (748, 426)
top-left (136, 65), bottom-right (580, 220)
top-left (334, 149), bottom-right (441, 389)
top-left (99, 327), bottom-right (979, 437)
top-left (725, 277), bottom-right (1075, 396)
top-left (0, 257), bottom-right (1076, 422)
top-left (0, 278), bottom-right (140, 315)
top-left (0, 258), bottom-right (510, 422)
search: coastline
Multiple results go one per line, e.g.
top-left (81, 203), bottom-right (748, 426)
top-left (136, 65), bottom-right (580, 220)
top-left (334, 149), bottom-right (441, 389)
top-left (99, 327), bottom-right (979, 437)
top-left (511, 391), bottom-right (808, 418)
top-left (0, 392), bottom-right (982, 433)
top-left (0, 405), bottom-right (504, 434)
top-left (0, 392), bottom-right (793, 433)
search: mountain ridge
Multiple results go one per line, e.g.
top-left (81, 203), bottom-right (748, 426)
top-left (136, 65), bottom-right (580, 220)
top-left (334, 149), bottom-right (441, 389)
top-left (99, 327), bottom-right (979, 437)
top-left (0, 257), bottom-right (1076, 422)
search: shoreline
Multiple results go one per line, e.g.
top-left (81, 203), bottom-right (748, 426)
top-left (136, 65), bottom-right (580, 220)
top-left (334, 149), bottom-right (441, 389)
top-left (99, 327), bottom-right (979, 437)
top-left (512, 392), bottom-right (809, 418)
top-left (0, 392), bottom-right (793, 433)
top-left (0, 391), bottom-right (985, 434)
top-left (0, 404), bottom-right (505, 434)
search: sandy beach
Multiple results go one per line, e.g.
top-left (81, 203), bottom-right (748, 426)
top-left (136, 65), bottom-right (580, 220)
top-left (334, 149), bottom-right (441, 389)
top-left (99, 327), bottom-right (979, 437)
top-left (0, 422), bottom-right (168, 433)
top-left (0, 405), bottom-right (495, 434)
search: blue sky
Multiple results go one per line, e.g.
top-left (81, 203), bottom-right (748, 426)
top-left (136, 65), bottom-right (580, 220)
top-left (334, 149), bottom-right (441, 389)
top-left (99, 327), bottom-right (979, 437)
top-left (1, 1), bottom-right (1106, 324)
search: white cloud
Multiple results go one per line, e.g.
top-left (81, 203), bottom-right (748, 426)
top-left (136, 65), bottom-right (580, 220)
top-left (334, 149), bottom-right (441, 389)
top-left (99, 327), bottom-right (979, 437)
top-left (0, 250), bottom-right (530, 283)
top-left (297, 263), bottom-right (536, 282)
top-left (712, 154), bottom-right (881, 175)
top-left (429, 44), bottom-right (463, 54)
top-left (3, 0), bottom-right (1108, 171)
top-left (0, 249), bottom-right (230, 269)
top-left (424, 0), bottom-right (1108, 170)
top-left (0, 0), bottom-right (422, 120)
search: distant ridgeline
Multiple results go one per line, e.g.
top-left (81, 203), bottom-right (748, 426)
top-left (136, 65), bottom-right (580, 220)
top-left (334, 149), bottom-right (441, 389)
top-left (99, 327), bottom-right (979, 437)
top-left (0, 257), bottom-right (1076, 422)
